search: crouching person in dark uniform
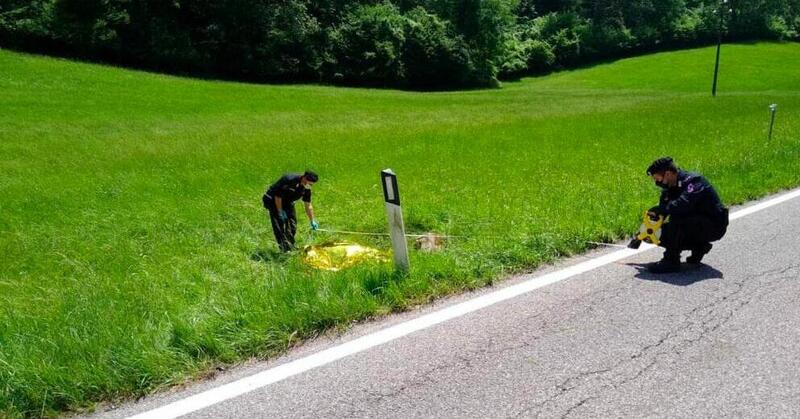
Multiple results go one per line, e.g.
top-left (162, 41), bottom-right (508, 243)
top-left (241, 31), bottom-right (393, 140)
top-left (262, 171), bottom-right (320, 252)
top-left (646, 157), bottom-right (729, 273)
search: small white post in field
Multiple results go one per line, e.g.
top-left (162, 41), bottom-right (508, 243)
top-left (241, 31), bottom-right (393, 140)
top-left (769, 103), bottom-right (778, 140)
top-left (381, 169), bottom-right (410, 272)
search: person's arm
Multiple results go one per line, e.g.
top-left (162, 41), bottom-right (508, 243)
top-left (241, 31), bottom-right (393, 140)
top-left (304, 202), bottom-right (319, 230)
top-left (271, 175), bottom-right (289, 217)
top-left (303, 189), bottom-right (318, 229)
top-left (658, 180), bottom-right (707, 216)
top-left (304, 201), bottom-right (315, 221)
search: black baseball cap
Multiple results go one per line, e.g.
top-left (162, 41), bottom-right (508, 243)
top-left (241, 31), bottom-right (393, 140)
top-left (646, 157), bottom-right (677, 176)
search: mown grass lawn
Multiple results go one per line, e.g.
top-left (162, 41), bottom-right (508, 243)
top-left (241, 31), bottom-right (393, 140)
top-left (1, 42), bottom-right (799, 416)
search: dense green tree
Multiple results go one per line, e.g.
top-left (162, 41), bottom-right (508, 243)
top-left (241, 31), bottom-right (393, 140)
top-left (49, 0), bottom-right (129, 51)
top-left (622, 0), bottom-right (685, 46)
top-left (330, 2), bottom-right (407, 85)
top-left (545, 0), bottom-right (581, 13)
top-left (402, 7), bottom-right (473, 88)
top-left (0, 0), bottom-right (55, 40)
top-left (1, 0), bottom-right (797, 88)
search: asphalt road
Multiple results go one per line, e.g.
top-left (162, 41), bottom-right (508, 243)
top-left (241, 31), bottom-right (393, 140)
top-left (99, 190), bottom-right (800, 418)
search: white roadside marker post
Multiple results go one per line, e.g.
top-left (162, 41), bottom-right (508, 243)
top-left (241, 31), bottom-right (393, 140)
top-left (381, 169), bottom-right (410, 272)
top-left (769, 103), bottom-right (778, 140)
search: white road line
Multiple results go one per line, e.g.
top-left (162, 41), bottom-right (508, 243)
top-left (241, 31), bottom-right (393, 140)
top-left (729, 189), bottom-right (800, 220)
top-left (128, 188), bottom-right (800, 419)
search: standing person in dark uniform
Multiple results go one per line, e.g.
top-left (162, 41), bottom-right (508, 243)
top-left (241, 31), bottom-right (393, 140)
top-left (262, 171), bottom-right (320, 252)
top-left (646, 157), bottom-right (729, 273)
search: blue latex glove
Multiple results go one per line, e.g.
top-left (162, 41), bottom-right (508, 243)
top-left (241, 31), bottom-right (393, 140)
top-left (310, 220), bottom-right (319, 231)
top-left (278, 209), bottom-right (288, 222)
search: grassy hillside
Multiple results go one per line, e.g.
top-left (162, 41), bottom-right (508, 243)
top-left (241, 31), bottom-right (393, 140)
top-left (1, 42), bottom-right (799, 416)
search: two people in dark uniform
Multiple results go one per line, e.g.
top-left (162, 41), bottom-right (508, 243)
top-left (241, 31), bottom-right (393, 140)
top-left (263, 160), bottom-right (729, 272)
top-left (645, 157), bottom-right (729, 273)
top-left (262, 171), bottom-right (319, 252)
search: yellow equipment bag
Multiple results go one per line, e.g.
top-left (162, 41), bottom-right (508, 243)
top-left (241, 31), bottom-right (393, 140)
top-left (302, 241), bottom-right (389, 271)
top-left (632, 211), bottom-right (665, 246)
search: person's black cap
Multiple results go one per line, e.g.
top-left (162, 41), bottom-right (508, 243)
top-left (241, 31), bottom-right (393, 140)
top-left (646, 157), bottom-right (677, 176)
top-left (303, 170), bottom-right (319, 182)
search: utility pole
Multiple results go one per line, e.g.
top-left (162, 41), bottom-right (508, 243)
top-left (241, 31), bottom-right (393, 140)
top-left (712, 0), bottom-right (729, 97)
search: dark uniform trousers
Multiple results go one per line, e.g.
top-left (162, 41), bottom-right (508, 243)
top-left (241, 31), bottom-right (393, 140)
top-left (263, 195), bottom-right (297, 252)
top-left (659, 212), bottom-right (728, 260)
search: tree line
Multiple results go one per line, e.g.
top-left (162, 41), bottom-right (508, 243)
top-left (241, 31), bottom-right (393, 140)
top-left (1, 0), bottom-right (798, 89)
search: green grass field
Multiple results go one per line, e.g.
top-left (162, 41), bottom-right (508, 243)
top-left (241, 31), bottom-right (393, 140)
top-left (1, 42), bottom-right (799, 416)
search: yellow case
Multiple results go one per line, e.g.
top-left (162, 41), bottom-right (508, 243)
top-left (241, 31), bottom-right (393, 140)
top-left (635, 211), bottom-right (665, 245)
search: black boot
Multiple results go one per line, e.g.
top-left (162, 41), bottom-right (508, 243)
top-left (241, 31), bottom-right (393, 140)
top-left (686, 243), bottom-right (712, 264)
top-left (648, 251), bottom-right (681, 274)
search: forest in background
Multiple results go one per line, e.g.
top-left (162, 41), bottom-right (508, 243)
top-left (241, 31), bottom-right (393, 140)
top-left (1, 0), bottom-right (799, 88)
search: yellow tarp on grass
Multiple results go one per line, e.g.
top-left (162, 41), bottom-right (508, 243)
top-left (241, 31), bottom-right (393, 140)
top-left (302, 241), bottom-right (389, 271)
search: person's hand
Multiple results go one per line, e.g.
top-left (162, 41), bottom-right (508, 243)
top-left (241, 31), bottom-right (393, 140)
top-left (647, 206), bottom-right (662, 220)
top-left (310, 220), bottom-right (319, 231)
top-left (278, 210), bottom-right (288, 222)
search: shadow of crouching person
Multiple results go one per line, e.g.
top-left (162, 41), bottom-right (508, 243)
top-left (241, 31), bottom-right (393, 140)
top-left (627, 262), bottom-right (724, 286)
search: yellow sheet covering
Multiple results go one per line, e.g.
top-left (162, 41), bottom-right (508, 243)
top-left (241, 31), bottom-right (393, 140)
top-left (302, 241), bottom-right (389, 271)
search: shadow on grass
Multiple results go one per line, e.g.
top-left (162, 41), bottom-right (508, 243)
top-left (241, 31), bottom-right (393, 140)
top-left (627, 262), bottom-right (723, 286)
top-left (250, 248), bottom-right (290, 264)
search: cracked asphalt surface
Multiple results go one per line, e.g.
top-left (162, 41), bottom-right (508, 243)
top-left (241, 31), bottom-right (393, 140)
top-left (100, 192), bottom-right (800, 418)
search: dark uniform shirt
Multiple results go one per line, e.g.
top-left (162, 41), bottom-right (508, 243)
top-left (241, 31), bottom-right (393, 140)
top-left (265, 173), bottom-right (312, 204)
top-left (656, 170), bottom-right (728, 223)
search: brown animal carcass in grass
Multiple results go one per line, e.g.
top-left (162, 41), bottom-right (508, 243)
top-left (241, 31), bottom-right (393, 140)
top-left (414, 233), bottom-right (446, 252)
